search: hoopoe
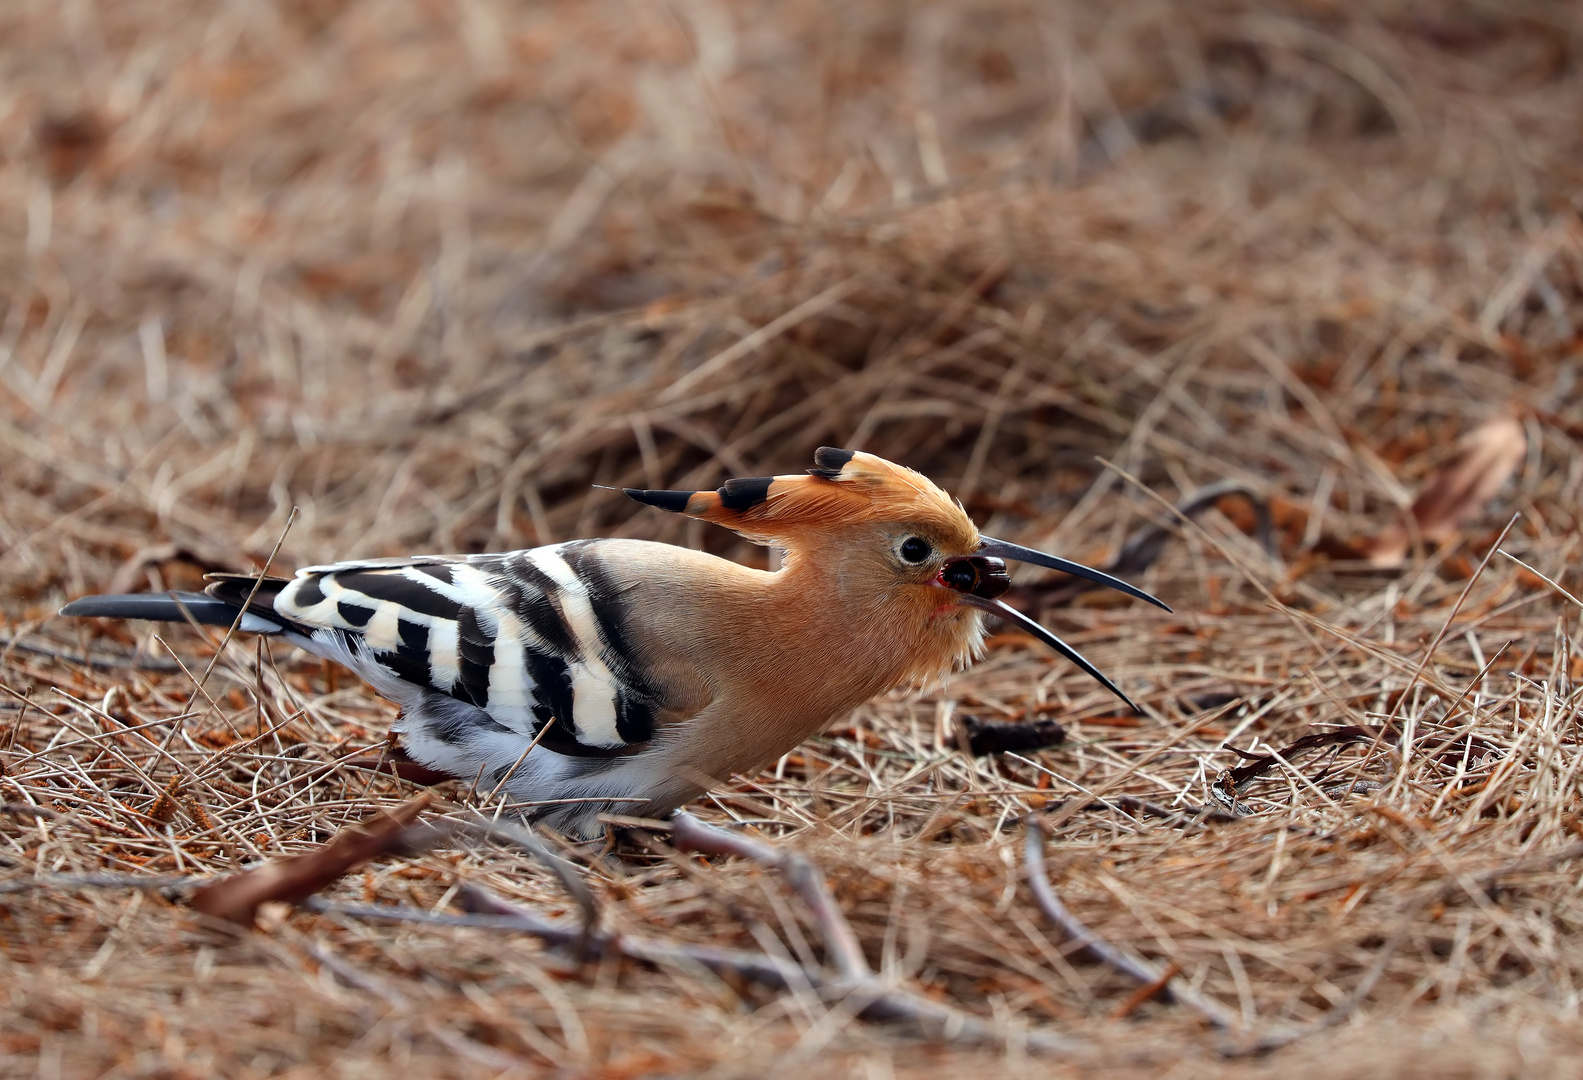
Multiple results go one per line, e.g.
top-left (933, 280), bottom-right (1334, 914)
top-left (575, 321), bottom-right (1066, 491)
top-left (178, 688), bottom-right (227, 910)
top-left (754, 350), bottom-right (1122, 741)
top-left (60, 448), bottom-right (1166, 836)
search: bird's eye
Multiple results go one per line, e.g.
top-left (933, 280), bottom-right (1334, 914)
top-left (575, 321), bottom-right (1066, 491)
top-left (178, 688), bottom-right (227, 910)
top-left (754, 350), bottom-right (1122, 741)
top-left (899, 536), bottom-right (933, 563)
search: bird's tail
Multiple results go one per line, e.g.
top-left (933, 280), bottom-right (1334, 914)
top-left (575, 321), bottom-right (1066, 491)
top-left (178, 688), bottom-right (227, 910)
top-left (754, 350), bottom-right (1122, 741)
top-left (60, 577), bottom-right (292, 634)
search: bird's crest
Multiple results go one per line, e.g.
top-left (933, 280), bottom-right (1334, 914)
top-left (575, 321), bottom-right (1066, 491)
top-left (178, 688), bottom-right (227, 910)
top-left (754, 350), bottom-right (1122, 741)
top-left (625, 447), bottom-right (979, 548)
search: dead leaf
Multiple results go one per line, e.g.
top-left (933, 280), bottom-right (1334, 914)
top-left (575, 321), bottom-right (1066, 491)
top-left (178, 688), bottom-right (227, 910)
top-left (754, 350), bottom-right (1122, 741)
top-left (1211, 726), bottom-right (1395, 812)
top-left (1397, 414), bottom-right (1526, 547)
top-left (190, 794), bottom-right (430, 927)
top-left (35, 111), bottom-right (107, 184)
top-left (1335, 414), bottom-right (1526, 568)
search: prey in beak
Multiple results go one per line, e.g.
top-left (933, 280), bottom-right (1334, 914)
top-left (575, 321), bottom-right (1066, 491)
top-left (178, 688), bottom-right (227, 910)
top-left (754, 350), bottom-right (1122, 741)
top-left (937, 538), bottom-right (1171, 714)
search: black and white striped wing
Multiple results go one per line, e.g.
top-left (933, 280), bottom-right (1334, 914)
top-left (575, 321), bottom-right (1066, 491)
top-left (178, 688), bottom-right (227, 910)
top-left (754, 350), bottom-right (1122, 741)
top-left (268, 542), bottom-right (663, 756)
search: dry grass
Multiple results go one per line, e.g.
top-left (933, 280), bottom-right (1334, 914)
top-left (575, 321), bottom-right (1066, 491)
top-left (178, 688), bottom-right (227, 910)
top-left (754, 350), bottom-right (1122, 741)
top-left (3, 0), bottom-right (1583, 1076)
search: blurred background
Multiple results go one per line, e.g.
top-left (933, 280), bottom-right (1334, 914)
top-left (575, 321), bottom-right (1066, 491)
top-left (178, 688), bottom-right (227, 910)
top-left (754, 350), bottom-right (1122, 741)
top-left (3, 2), bottom-right (1583, 1076)
top-left (2, 0), bottom-right (1576, 599)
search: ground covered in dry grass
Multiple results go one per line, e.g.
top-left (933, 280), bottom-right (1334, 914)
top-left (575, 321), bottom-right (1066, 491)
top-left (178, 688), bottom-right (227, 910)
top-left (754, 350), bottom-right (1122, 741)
top-left (3, 0), bottom-right (1583, 1076)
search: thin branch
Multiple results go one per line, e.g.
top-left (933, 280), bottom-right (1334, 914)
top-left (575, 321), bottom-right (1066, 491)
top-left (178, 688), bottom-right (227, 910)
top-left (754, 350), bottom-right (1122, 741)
top-left (1023, 814), bottom-right (1244, 1032)
top-left (181, 505), bottom-right (299, 722)
top-left (323, 882), bottom-right (1091, 1054)
top-left (1499, 549), bottom-right (1583, 611)
top-left (321, 889), bottom-right (823, 992)
top-left (2, 801), bottom-right (60, 820)
top-left (193, 508), bottom-right (298, 696)
top-left (0, 872), bottom-right (204, 896)
top-left (1025, 813), bottom-right (1583, 1057)
top-left (285, 809), bottom-right (1087, 1052)
top-left (418, 815), bottom-right (601, 941)
top-left (670, 811), bottom-right (870, 980)
top-left (0, 635), bottom-right (182, 672)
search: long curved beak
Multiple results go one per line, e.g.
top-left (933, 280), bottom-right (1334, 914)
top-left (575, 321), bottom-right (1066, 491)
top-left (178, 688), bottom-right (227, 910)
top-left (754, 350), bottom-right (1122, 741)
top-left (957, 593), bottom-right (1141, 714)
top-left (977, 536), bottom-right (1171, 611)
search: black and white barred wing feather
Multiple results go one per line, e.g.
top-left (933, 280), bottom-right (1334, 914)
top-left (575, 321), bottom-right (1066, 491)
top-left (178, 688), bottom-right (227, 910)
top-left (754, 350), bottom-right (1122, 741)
top-left (210, 542), bottom-right (682, 784)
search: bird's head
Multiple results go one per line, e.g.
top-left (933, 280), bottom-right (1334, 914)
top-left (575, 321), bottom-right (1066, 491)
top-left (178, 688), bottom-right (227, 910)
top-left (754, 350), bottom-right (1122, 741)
top-left (625, 447), bottom-right (1169, 711)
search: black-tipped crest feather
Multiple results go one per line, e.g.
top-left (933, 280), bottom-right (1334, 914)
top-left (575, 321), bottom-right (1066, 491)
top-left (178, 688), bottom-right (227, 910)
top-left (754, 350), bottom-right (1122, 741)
top-left (624, 488), bottom-right (696, 513)
top-left (808, 446), bottom-right (855, 477)
top-left (717, 476), bottom-right (774, 510)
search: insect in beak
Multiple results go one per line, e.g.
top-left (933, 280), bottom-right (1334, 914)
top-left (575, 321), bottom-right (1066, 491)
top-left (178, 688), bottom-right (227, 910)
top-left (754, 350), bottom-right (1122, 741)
top-left (936, 555), bottom-right (1011, 599)
top-left (938, 537), bottom-right (1171, 715)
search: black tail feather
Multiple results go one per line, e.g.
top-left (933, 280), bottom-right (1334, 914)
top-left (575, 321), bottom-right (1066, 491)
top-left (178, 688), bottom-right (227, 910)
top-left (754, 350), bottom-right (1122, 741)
top-left (59, 592), bottom-right (248, 627)
top-left (62, 575), bottom-right (306, 636)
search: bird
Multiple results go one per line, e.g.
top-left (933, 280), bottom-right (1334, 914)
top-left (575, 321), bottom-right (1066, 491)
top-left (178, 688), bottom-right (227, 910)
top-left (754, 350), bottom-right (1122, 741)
top-left (60, 447), bottom-right (1167, 837)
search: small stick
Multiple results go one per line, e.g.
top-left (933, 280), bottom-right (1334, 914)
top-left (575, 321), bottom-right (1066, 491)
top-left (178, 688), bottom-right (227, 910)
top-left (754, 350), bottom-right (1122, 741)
top-left (1382, 512), bottom-right (1522, 798)
top-left (320, 883), bottom-right (1089, 1054)
top-left (1023, 814), bottom-right (1243, 1032)
top-left (457, 815), bottom-right (600, 939)
top-left (335, 888), bottom-right (830, 994)
top-left (151, 635), bottom-right (226, 722)
top-left (0, 635), bottom-right (182, 672)
top-left (1023, 815), bottom-right (1178, 989)
top-left (185, 506), bottom-right (299, 711)
top-left (0, 872), bottom-right (204, 896)
top-left (1110, 961), bottom-right (1180, 1020)
top-left (1500, 548), bottom-right (1583, 610)
top-left (482, 717), bottom-right (557, 803)
top-left (1, 802), bottom-right (59, 820)
top-left (671, 811), bottom-right (870, 981)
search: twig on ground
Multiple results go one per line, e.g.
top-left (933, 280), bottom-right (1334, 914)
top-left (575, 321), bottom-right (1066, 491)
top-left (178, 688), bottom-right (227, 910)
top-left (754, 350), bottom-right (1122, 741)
top-left (1023, 812), bottom-right (1379, 1055)
top-left (190, 794), bottom-right (431, 926)
top-left (427, 879), bottom-right (1089, 1052)
top-left (340, 742), bottom-right (457, 786)
top-left (670, 811), bottom-right (870, 980)
top-left (1023, 813), bottom-right (1241, 1030)
top-left (1212, 726), bottom-right (1391, 813)
top-left (272, 807), bottom-right (1088, 1052)
top-left (1039, 793), bottom-right (1243, 826)
top-left (0, 635), bottom-right (182, 672)
top-left (415, 814), bottom-right (602, 942)
top-left (1500, 549), bottom-right (1583, 611)
top-left (180, 506), bottom-right (299, 729)
top-left (2, 801), bottom-right (60, 820)
top-left (323, 889), bottom-right (825, 997)
top-left (0, 872), bottom-right (204, 895)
